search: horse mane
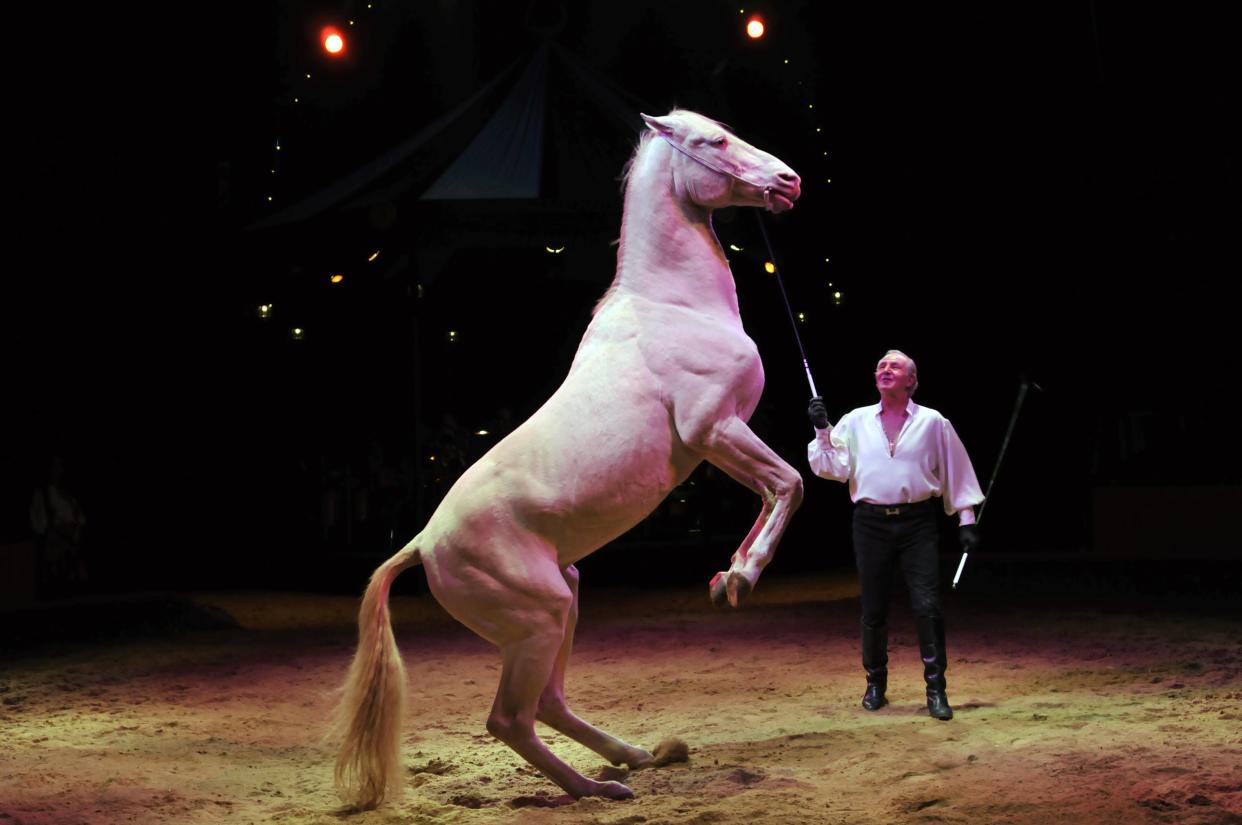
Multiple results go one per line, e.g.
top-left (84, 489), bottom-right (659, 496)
top-left (618, 129), bottom-right (658, 194)
top-left (616, 110), bottom-right (734, 194)
top-left (594, 110), bottom-right (738, 318)
top-left (596, 128), bottom-right (658, 317)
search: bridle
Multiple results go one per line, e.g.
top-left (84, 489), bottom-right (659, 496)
top-left (658, 133), bottom-right (816, 396)
top-left (658, 135), bottom-right (777, 210)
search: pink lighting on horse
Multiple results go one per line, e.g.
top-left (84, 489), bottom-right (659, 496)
top-left (321, 26), bottom-right (346, 56)
top-left (746, 16), bottom-right (765, 39)
top-left (332, 110), bottom-right (802, 808)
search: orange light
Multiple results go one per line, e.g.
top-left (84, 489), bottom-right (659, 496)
top-left (329, 273), bottom-right (344, 284)
top-left (321, 26), bottom-right (346, 56)
top-left (746, 16), bottom-right (765, 39)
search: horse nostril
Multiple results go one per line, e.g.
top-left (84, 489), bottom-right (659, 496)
top-left (778, 170), bottom-right (800, 184)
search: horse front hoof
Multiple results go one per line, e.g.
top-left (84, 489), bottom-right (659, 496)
top-left (726, 571), bottom-right (753, 607)
top-left (708, 572), bottom-right (729, 607)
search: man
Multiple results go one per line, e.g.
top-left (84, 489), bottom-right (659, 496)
top-left (807, 350), bottom-right (983, 720)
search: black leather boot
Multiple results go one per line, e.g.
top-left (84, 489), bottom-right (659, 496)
top-left (917, 615), bottom-right (953, 720)
top-left (861, 624), bottom-right (888, 711)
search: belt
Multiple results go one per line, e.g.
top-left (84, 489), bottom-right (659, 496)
top-left (855, 499), bottom-right (934, 517)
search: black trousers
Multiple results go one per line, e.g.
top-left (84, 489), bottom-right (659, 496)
top-left (852, 499), bottom-right (942, 629)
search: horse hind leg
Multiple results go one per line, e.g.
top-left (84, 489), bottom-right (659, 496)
top-left (428, 540), bottom-right (634, 800)
top-left (535, 564), bottom-right (654, 770)
top-left (486, 597), bottom-right (634, 800)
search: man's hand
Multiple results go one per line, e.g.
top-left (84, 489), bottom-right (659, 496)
top-left (807, 397), bottom-right (829, 429)
top-left (959, 524), bottom-right (982, 553)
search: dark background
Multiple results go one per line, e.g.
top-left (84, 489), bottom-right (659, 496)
top-left (4, 1), bottom-right (1239, 598)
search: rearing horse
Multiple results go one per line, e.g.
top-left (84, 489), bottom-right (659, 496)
top-left (333, 109), bottom-right (804, 807)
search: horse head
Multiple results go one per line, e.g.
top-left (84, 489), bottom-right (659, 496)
top-left (640, 110), bottom-right (801, 214)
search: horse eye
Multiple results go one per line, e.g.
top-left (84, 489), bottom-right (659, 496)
top-left (712, 136), bottom-right (728, 147)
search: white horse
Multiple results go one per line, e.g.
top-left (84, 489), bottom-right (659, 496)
top-left (333, 109), bottom-right (804, 807)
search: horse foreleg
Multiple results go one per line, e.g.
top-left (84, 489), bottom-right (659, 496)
top-left (699, 416), bottom-right (803, 606)
top-left (535, 564), bottom-right (655, 770)
top-left (707, 480), bottom-right (773, 607)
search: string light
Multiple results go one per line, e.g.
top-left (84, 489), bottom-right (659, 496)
top-left (256, 6), bottom-right (393, 344)
top-left (256, 5), bottom-right (845, 352)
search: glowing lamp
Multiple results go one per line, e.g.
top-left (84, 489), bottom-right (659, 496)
top-left (321, 27), bottom-right (346, 56)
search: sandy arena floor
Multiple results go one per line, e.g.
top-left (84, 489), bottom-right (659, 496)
top-left (2, 574), bottom-right (1240, 825)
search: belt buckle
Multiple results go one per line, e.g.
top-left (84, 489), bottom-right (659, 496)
top-left (884, 506), bottom-right (902, 516)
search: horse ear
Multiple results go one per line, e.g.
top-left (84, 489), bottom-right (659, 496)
top-left (641, 113), bottom-right (675, 137)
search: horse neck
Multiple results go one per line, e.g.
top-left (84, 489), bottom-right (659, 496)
top-left (613, 145), bottom-right (740, 319)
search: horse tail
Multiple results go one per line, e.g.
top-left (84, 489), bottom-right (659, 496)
top-left (330, 537), bottom-right (424, 810)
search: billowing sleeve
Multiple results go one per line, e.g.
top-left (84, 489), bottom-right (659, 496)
top-left (807, 414), bottom-right (852, 482)
top-left (940, 417), bottom-right (985, 518)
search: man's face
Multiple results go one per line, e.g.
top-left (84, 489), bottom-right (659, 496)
top-left (875, 355), bottom-right (915, 395)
